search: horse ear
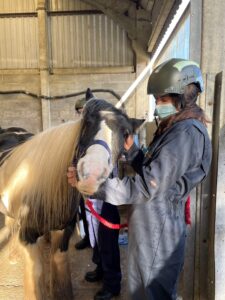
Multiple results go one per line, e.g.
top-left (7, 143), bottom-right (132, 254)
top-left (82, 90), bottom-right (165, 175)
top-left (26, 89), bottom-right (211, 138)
top-left (86, 88), bottom-right (95, 101)
top-left (130, 118), bottom-right (145, 133)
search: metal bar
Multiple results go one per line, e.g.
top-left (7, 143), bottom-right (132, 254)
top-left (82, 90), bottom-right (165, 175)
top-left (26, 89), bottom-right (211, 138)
top-left (208, 71), bottom-right (223, 300)
top-left (48, 10), bottom-right (103, 16)
top-left (52, 66), bottom-right (134, 74)
top-left (0, 13), bottom-right (37, 18)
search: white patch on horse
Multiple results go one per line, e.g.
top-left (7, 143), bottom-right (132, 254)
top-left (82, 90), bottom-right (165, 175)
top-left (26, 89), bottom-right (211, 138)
top-left (14, 132), bottom-right (28, 135)
top-left (2, 162), bottom-right (29, 210)
top-left (1, 191), bottom-right (9, 210)
top-left (94, 120), bottom-right (112, 153)
top-left (77, 120), bottom-right (113, 194)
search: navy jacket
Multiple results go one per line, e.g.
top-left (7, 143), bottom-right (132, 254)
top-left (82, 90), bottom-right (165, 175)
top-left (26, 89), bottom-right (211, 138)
top-left (97, 119), bottom-right (212, 300)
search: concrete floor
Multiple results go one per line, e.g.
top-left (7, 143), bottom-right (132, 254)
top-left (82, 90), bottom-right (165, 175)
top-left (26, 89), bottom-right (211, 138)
top-left (0, 238), bottom-right (24, 299)
top-left (71, 235), bottom-right (128, 300)
top-left (0, 213), bottom-right (185, 300)
top-left (0, 217), bottom-right (128, 300)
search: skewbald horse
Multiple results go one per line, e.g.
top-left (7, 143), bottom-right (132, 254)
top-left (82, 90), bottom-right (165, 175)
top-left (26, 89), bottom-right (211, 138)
top-left (0, 89), bottom-right (144, 299)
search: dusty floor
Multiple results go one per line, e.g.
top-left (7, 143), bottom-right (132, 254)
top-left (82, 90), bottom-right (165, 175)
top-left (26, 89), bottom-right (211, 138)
top-left (0, 214), bottom-right (186, 300)
top-left (71, 234), bottom-right (128, 300)
top-left (0, 215), bottom-right (128, 300)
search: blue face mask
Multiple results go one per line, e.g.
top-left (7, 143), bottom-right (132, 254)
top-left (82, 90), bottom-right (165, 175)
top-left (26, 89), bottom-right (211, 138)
top-left (154, 104), bottom-right (177, 119)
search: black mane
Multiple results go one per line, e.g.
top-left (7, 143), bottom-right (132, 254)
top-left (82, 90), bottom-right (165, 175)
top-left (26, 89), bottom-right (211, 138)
top-left (0, 126), bottom-right (33, 164)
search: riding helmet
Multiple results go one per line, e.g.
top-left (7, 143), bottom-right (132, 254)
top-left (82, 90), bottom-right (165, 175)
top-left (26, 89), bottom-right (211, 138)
top-left (147, 58), bottom-right (204, 97)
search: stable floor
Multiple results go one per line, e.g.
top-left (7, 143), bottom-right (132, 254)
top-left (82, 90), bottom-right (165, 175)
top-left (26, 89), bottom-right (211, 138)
top-left (0, 216), bottom-right (128, 300)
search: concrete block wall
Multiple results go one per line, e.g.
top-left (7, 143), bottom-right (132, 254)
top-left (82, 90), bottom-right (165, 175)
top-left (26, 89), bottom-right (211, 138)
top-left (0, 75), bottom-right (42, 133)
top-left (135, 76), bottom-right (149, 119)
top-left (0, 72), bottom-right (137, 132)
top-left (49, 72), bottom-right (136, 126)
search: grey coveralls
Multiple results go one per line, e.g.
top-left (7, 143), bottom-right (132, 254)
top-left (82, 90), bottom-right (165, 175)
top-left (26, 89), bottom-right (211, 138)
top-left (101, 119), bottom-right (212, 300)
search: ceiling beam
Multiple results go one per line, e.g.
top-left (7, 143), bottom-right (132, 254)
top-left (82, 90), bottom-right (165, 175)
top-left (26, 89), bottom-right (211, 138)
top-left (140, 0), bottom-right (154, 11)
top-left (148, 0), bottom-right (181, 52)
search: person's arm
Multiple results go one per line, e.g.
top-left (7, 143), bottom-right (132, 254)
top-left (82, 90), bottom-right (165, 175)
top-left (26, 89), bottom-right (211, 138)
top-left (94, 128), bottom-right (198, 206)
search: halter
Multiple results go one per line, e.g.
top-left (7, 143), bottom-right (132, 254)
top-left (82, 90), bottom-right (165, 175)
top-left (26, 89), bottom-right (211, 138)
top-left (72, 139), bottom-right (112, 180)
top-left (90, 139), bottom-right (112, 163)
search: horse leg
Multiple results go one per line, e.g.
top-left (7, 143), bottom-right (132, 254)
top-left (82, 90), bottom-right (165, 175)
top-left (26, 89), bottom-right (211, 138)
top-left (3, 215), bottom-right (21, 264)
top-left (20, 230), bottom-right (47, 300)
top-left (50, 229), bottom-right (74, 300)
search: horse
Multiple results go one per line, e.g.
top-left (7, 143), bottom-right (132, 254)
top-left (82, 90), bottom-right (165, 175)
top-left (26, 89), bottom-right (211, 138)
top-left (0, 127), bottom-right (33, 217)
top-left (0, 126), bottom-right (33, 160)
top-left (0, 89), bottom-right (144, 299)
top-left (0, 123), bottom-right (80, 300)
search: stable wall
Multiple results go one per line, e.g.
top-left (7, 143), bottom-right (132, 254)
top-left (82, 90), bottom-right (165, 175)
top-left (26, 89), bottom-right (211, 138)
top-left (191, 0), bottom-right (225, 299)
top-left (49, 72), bottom-right (137, 126)
top-left (200, 0), bottom-right (225, 296)
top-left (0, 74), bottom-right (41, 133)
top-left (0, 71), bottom-right (137, 133)
top-left (0, 0), bottom-right (147, 133)
top-left (0, 0), bottom-right (147, 132)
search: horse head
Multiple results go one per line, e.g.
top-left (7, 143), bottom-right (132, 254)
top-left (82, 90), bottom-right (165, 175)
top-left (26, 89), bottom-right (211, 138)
top-left (74, 90), bottom-right (144, 195)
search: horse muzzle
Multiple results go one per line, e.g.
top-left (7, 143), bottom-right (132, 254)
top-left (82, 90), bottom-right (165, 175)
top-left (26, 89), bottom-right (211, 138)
top-left (76, 164), bottom-right (109, 195)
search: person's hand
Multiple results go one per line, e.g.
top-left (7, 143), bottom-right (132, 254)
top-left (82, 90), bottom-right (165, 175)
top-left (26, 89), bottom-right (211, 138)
top-left (124, 135), bottom-right (134, 151)
top-left (67, 166), bottom-right (100, 195)
top-left (67, 166), bottom-right (77, 187)
top-left (77, 176), bottom-right (98, 195)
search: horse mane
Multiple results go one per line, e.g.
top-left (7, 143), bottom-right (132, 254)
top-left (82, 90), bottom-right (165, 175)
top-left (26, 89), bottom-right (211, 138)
top-left (0, 121), bottom-right (81, 230)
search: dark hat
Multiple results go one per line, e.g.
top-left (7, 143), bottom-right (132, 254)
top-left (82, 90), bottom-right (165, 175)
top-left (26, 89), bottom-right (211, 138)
top-left (75, 98), bottom-right (86, 111)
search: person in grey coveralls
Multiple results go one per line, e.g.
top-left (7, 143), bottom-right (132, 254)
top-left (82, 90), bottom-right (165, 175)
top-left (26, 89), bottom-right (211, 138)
top-left (68, 58), bottom-right (212, 300)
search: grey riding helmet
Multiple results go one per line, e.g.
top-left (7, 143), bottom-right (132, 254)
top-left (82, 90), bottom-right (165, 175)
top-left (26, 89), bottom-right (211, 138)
top-left (147, 58), bottom-right (204, 97)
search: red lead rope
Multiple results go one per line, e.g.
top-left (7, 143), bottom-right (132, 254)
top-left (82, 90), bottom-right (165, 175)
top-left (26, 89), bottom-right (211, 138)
top-left (86, 199), bottom-right (128, 230)
top-left (185, 195), bottom-right (191, 225)
top-left (86, 195), bottom-right (191, 229)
